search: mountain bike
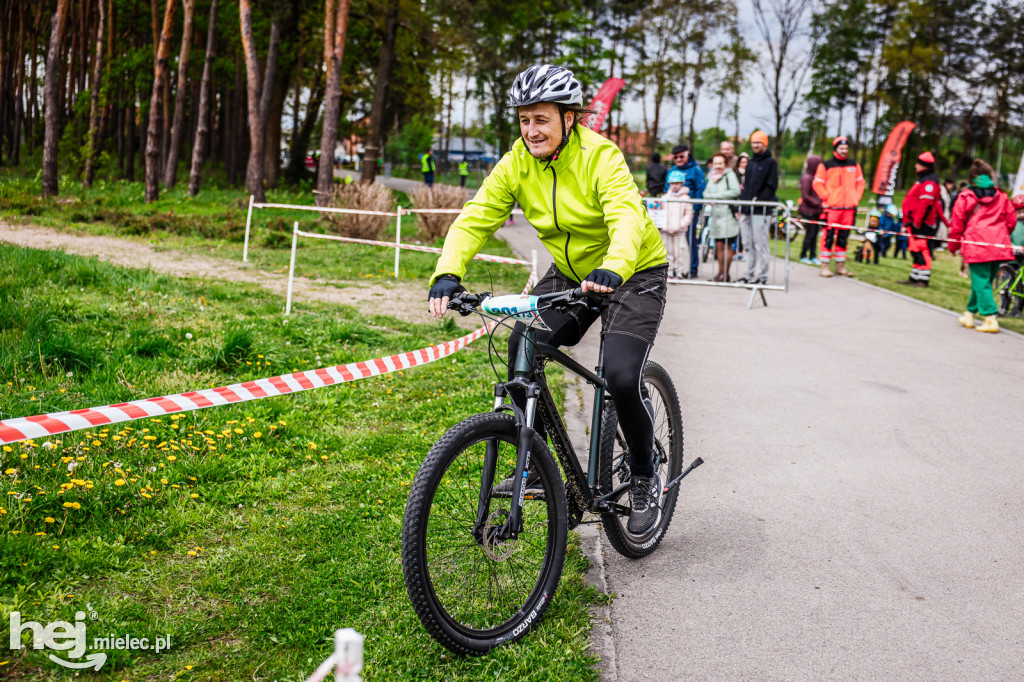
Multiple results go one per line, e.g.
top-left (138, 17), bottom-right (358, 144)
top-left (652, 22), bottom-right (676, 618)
top-left (995, 255), bottom-right (1024, 317)
top-left (401, 288), bottom-right (703, 655)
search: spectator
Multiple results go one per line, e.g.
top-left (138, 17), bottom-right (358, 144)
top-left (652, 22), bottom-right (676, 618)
top-left (458, 159), bottom-right (469, 187)
top-left (665, 144), bottom-right (707, 278)
top-left (813, 136), bottom-right (865, 278)
top-left (949, 159), bottom-right (1017, 333)
top-left (737, 131), bottom-right (778, 284)
top-left (704, 153), bottom-right (741, 282)
top-left (662, 168), bottom-right (693, 279)
top-left (892, 207), bottom-right (909, 259)
top-left (736, 153), bottom-right (749, 186)
top-left (798, 155), bottom-right (824, 264)
top-left (897, 151), bottom-right (943, 287)
top-left (878, 202), bottom-right (899, 257)
top-left (421, 148), bottom-right (436, 186)
top-left (720, 140), bottom-right (738, 171)
top-left (646, 152), bottom-right (667, 197)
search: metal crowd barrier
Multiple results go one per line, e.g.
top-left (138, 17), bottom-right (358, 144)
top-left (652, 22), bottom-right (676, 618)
top-left (644, 197), bottom-right (793, 309)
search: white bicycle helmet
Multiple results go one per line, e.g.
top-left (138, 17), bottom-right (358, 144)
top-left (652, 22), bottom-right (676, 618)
top-left (508, 65), bottom-right (583, 108)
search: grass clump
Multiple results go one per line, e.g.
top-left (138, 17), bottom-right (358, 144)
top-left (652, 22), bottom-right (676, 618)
top-left (326, 182), bottom-right (397, 239)
top-left (411, 184), bottom-right (468, 241)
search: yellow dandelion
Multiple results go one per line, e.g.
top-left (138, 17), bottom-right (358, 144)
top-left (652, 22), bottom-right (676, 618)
top-left (190, 493), bottom-right (199, 499)
top-left (44, 517), bottom-right (55, 523)
top-left (115, 479), bottom-right (126, 486)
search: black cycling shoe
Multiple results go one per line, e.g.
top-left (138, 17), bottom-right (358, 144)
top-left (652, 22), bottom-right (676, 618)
top-left (626, 474), bottom-right (662, 535)
top-left (491, 471), bottom-right (543, 498)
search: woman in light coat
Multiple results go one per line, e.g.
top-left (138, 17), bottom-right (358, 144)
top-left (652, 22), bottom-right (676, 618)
top-left (703, 153), bottom-right (741, 282)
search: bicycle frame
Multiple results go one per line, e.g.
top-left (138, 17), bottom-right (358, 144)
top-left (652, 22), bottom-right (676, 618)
top-left (477, 323), bottom-right (703, 541)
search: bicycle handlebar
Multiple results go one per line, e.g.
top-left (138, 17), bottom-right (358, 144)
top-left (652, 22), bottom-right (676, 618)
top-left (448, 287), bottom-right (599, 316)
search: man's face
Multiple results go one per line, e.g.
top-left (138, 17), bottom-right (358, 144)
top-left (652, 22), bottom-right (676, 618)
top-left (673, 150), bottom-right (689, 167)
top-left (720, 141), bottom-right (734, 158)
top-left (518, 103), bottom-right (571, 159)
top-left (835, 143), bottom-right (849, 158)
top-left (915, 162), bottom-right (927, 174)
top-left (751, 140), bottom-right (765, 154)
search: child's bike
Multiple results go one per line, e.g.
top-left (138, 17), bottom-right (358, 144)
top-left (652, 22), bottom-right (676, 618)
top-left (401, 288), bottom-right (702, 655)
top-left (995, 254), bottom-right (1024, 317)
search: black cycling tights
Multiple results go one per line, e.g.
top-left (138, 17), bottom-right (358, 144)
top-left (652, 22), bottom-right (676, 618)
top-left (508, 326), bottom-right (656, 478)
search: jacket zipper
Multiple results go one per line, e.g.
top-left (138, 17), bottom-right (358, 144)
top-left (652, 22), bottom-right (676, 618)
top-left (550, 168), bottom-right (582, 282)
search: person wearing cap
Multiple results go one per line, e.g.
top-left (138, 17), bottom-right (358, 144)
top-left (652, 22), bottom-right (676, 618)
top-left (812, 136), bottom-right (865, 278)
top-left (897, 151), bottom-right (945, 287)
top-left (664, 144), bottom-right (707, 278)
top-left (736, 130), bottom-right (778, 284)
top-left (949, 159), bottom-right (1017, 333)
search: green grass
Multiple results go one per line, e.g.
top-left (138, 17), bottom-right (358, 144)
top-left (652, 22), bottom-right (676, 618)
top-left (0, 244), bottom-right (601, 680)
top-left (777, 234), bottom-right (1024, 335)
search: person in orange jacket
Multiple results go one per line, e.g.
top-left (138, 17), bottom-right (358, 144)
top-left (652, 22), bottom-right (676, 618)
top-left (898, 151), bottom-right (945, 287)
top-left (813, 136), bottom-right (865, 277)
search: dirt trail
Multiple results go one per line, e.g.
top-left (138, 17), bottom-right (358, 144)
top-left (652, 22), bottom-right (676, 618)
top-left (0, 222), bottom-right (457, 326)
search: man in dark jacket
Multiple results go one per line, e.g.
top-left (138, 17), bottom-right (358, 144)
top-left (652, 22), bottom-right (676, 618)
top-left (645, 153), bottom-right (667, 197)
top-left (737, 130), bottom-right (778, 284)
top-left (664, 144), bottom-right (707, 277)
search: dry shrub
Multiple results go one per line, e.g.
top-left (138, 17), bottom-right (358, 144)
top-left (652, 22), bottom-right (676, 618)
top-left (324, 182), bottom-right (396, 239)
top-left (410, 184), bottom-right (468, 241)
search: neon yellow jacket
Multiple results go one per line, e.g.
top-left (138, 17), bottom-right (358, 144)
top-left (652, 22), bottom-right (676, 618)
top-left (430, 126), bottom-right (666, 285)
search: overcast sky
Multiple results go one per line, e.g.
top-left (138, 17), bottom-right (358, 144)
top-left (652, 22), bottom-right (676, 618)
top-left (439, 1), bottom-right (801, 142)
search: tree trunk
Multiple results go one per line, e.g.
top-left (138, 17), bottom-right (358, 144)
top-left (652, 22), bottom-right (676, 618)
top-left (10, 1), bottom-right (26, 166)
top-left (127, 86), bottom-right (137, 181)
top-left (188, 0), bottom-right (218, 197)
top-left (240, 0), bottom-right (280, 203)
top-left (164, 0), bottom-right (195, 187)
top-left (316, 0), bottom-right (352, 205)
top-left (287, 69), bottom-right (323, 180)
top-left (83, 0), bottom-right (107, 187)
top-left (42, 0), bottom-right (71, 197)
top-left (145, 0), bottom-right (176, 202)
top-left (360, 0), bottom-right (399, 184)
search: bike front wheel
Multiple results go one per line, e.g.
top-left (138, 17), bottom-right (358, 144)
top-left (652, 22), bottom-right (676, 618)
top-left (402, 412), bottom-right (567, 655)
top-left (599, 360), bottom-right (684, 558)
top-left (995, 263), bottom-right (1019, 317)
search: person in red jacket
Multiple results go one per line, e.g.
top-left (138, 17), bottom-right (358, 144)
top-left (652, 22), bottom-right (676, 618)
top-left (813, 136), bottom-right (865, 277)
top-left (948, 159), bottom-right (1018, 333)
top-left (898, 151), bottom-right (945, 287)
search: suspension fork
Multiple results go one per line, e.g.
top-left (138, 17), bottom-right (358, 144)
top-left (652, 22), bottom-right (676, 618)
top-left (475, 327), bottom-right (541, 541)
top-left (586, 333), bottom-right (608, 494)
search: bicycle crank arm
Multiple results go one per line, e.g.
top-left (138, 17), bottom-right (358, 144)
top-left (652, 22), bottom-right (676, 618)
top-left (663, 457), bottom-right (704, 493)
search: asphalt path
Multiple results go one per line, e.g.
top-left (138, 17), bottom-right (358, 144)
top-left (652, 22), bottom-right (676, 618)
top-left (497, 220), bottom-right (1024, 681)
top-left (363, 170), bottom-right (1024, 679)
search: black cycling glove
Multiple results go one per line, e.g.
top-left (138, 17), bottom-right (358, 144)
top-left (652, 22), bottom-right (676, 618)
top-left (583, 268), bottom-right (622, 289)
top-left (428, 274), bottom-right (465, 301)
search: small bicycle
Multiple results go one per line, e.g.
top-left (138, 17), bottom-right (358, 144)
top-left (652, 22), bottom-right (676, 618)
top-left (995, 253), bottom-right (1024, 317)
top-left (401, 288), bottom-right (702, 655)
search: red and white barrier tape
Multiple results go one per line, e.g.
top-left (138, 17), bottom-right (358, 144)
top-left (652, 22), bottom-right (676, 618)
top-left (791, 216), bottom-right (1023, 252)
top-left (294, 229), bottom-right (532, 266)
top-left (0, 269), bottom-right (538, 446)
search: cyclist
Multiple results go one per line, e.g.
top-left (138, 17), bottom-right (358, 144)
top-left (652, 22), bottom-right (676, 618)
top-left (427, 64), bottom-right (670, 535)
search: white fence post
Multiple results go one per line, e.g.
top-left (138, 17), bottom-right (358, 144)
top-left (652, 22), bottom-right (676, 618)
top-left (286, 221), bottom-right (298, 316)
top-left (243, 194), bottom-right (255, 262)
top-left (334, 628), bottom-right (363, 681)
top-left (394, 206), bottom-right (402, 278)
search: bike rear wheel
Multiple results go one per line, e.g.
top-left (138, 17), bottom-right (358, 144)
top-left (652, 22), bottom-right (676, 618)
top-left (402, 412), bottom-right (567, 655)
top-left (598, 360), bottom-right (684, 558)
